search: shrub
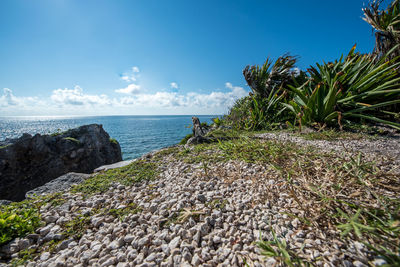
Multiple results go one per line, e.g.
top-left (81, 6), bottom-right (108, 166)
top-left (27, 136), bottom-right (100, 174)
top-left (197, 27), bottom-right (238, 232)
top-left (243, 54), bottom-right (297, 98)
top-left (0, 201), bottom-right (41, 246)
top-left (224, 55), bottom-right (303, 130)
top-left (284, 45), bottom-right (400, 130)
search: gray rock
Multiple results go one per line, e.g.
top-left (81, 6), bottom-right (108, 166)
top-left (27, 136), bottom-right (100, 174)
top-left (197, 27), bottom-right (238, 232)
top-left (43, 215), bottom-right (59, 224)
top-left (26, 173), bottom-right (90, 198)
top-left (124, 234), bottom-right (135, 243)
top-left (0, 124), bottom-right (122, 201)
top-left (191, 253), bottom-right (202, 265)
top-left (212, 235), bottom-right (222, 244)
top-left (94, 159), bottom-right (135, 172)
top-left (137, 236), bottom-right (150, 247)
top-left (169, 236), bottom-right (181, 251)
top-left (108, 239), bottom-right (124, 250)
top-left (39, 223), bottom-right (54, 236)
top-left (185, 117), bottom-right (211, 146)
top-left (17, 239), bottom-right (30, 251)
top-left (101, 256), bottom-right (116, 267)
top-left (40, 252), bottom-right (51, 261)
top-left (197, 194), bottom-right (206, 203)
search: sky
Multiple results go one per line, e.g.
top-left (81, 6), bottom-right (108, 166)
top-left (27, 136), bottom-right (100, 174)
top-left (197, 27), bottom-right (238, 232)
top-left (0, 0), bottom-right (378, 116)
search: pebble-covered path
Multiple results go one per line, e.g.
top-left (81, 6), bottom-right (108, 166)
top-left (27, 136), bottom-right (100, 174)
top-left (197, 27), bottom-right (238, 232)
top-left (2, 133), bottom-right (398, 266)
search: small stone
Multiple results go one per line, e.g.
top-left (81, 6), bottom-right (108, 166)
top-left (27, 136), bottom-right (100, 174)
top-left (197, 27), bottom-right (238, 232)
top-left (149, 203), bottom-right (158, 213)
top-left (39, 223), bottom-right (54, 236)
top-left (161, 244), bottom-right (170, 256)
top-left (353, 261), bottom-right (367, 267)
top-left (212, 235), bottom-right (221, 244)
top-left (40, 252), bottom-right (51, 261)
top-left (57, 239), bottom-right (72, 251)
top-left (108, 240), bottom-right (123, 250)
top-left (124, 234), bottom-right (134, 243)
top-left (17, 239), bottom-right (30, 250)
top-left (197, 194), bottom-right (206, 203)
top-left (91, 217), bottom-right (104, 228)
top-left (169, 236), bottom-right (181, 250)
top-left (101, 257), bottom-right (116, 267)
top-left (191, 253), bottom-right (202, 265)
top-left (137, 236), bottom-right (150, 247)
top-left (44, 215), bottom-right (58, 224)
top-left (80, 251), bottom-right (93, 262)
top-left (372, 258), bottom-right (387, 266)
top-left (145, 253), bottom-right (157, 262)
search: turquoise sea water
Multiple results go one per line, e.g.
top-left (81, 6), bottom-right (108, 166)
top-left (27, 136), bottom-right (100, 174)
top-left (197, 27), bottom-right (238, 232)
top-left (0, 115), bottom-right (215, 160)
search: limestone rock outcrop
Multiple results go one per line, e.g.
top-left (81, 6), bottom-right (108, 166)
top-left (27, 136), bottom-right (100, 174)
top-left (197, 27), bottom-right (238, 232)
top-left (186, 117), bottom-right (211, 145)
top-left (0, 124), bottom-right (122, 201)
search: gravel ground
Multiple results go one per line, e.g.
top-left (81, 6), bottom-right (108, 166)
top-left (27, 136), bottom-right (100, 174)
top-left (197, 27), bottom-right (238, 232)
top-left (1, 132), bottom-right (399, 267)
top-left (255, 131), bottom-right (400, 174)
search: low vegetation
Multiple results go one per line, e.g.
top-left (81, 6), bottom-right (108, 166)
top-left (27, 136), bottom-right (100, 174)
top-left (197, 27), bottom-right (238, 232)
top-left (109, 138), bottom-right (119, 145)
top-left (71, 160), bottom-right (158, 195)
top-left (222, 2), bottom-right (400, 132)
top-left (160, 133), bottom-right (399, 264)
top-left (0, 201), bottom-right (41, 246)
top-left (0, 193), bottom-right (65, 246)
top-left (62, 137), bottom-right (80, 144)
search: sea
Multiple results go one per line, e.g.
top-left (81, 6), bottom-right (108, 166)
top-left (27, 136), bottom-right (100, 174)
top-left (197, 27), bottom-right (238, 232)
top-left (0, 115), bottom-right (216, 160)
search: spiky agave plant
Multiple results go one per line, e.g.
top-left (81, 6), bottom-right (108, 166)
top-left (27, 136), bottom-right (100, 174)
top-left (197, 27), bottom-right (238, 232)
top-left (284, 45), bottom-right (400, 129)
top-left (363, 0), bottom-right (400, 60)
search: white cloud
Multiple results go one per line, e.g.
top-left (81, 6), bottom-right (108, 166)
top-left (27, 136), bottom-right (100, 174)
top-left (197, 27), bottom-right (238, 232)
top-left (2, 82), bottom-right (249, 116)
top-left (0, 88), bottom-right (42, 108)
top-left (117, 82), bottom-right (247, 109)
top-left (51, 86), bottom-right (111, 106)
top-left (1, 88), bottom-right (18, 106)
top-left (170, 82), bottom-right (178, 89)
top-left (121, 66), bottom-right (140, 82)
top-left (115, 84), bottom-right (141, 94)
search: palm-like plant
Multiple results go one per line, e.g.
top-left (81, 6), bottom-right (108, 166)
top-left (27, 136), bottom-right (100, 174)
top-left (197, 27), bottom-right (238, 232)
top-left (363, 0), bottom-right (400, 60)
top-left (243, 54), bottom-right (298, 98)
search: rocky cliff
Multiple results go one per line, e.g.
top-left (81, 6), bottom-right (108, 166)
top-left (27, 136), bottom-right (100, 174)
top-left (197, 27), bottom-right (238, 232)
top-left (0, 124), bottom-right (122, 201)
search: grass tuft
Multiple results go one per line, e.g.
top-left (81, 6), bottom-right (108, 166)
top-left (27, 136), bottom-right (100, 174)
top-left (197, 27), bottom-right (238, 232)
top-left (62, 137), bottom-right (80, 144)
top-left (109, 138), bottom-right (119, 145)
top-left (71, 160), bottom-right (158, 194)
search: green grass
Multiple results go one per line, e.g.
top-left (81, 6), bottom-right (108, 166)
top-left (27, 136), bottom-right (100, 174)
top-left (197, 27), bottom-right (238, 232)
top-left (71, 160), bottom-right (159, 194)
top-left (0, 144), bottom-right (11, 149)
top-left (107, 202), bottom-right (141, 221)
top-left (257, 228), bottom-right (313, 267)
top-left (10, 248), bottom-right (37, 266)
top-left (0, 192), bottom-right (68, 246)
top-left (109, 138), bottom-right (119, 145)
top-left (176, 134), bottom-right (400, 263)
top-left (206, 199), bottom-right (228, 210)
top-left (62, 137), bottom-right (80, 144)
top-left (179, 133), bottom-right (193, 145)
top-left (297, 129), bottom-right (367, 141)
top-left (63, 213), bottom-right (91, 240)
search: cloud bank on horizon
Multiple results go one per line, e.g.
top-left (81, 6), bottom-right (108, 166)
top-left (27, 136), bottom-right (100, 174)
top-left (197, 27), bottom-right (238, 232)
top-left (0, 66), bottom-right (249, 116)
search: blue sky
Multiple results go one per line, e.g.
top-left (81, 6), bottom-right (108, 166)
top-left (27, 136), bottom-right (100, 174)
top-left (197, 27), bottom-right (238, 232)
top-left (0, 0), bottom-right (377, 116)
